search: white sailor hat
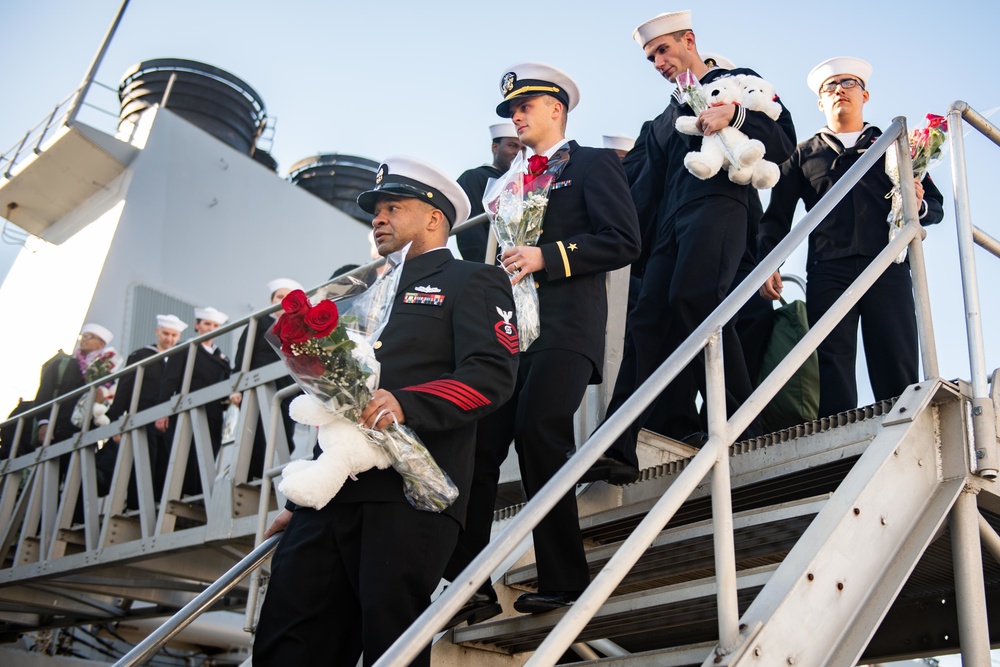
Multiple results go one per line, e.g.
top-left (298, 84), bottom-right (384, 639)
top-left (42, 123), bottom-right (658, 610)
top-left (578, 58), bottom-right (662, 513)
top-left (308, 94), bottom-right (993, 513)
top-left (702, 52), bottom-right (736, 70)
top-left (632, 10), bottom-right (693, 48)
top-left (603, 135), bottom-right (636, 152)
top-left (194, 307), bottom-right (228, 325)
top-left (80, 323), bottom-right (113, 345)
top-left (807, 56), bottom-right (873, 94)
top-left (496, 62), bottom-right (580, 117)
top-left (489, 122), bottom-right (518, 140)
top-left (155, 314), bottom-right (188, 333)
top-left (357, 156), bottom-right (472, 227)
top-left (266, 278), bottom-right (304, 297)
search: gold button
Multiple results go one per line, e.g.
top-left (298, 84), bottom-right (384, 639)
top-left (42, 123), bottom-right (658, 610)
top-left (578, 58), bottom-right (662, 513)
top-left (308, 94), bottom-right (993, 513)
top-left (374, 341), bottom-right (383, 349)
top-left (534, 281), bottom-right (540, 289)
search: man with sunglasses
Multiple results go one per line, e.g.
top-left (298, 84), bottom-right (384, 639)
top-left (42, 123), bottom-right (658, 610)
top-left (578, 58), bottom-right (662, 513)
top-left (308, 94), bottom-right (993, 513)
top-left (758, 56), bottom-right (944, 417)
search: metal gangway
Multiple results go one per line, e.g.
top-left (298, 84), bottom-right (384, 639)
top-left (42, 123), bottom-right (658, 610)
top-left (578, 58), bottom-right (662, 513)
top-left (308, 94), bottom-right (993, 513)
top-left (1, 104), bottom-right (998, 666)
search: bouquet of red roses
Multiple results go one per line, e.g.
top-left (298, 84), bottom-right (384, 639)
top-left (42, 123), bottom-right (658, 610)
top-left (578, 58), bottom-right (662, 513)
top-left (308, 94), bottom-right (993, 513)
top-left (483, 149), bottom-right (568, 350)
top-left (267, 247), bottom-right (459, 512)
top-left (886, 113), bottom-right (949, 262)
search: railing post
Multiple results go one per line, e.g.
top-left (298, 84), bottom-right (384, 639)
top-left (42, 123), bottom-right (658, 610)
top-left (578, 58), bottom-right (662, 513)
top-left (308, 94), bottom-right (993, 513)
top-left (705, 329), bottom-right (740, 653)
top-left (950, 489), bottom-right (991, 665)
top-left (891, 118), bottom-right (939, 381)
top-left (64, 0), bottom-right (131, 126)
top-left (947, 104), bottom-right (1000, 479)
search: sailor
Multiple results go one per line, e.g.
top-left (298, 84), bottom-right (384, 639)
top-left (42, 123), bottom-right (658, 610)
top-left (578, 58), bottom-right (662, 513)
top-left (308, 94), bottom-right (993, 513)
top-left (156, 307), bottom-right (231, 497)
top-left (33, 323), bottom-right (115, 448)
top-left (101, 314), bottom-right (188, 504)
top-left (455, 121), bottom-right (525, 263)
top-left (758, 56), bottom-right (944, 415)
top-left (591, 10), bottom-right (796, 484)
top-left (443, 62), bottom-right (640, 624)
top-left (230, 278), bottom-right (303, 480)
top-left (253, 157), bottom-right (518, 667)
top-left (603, 134), bottom-right (636, 160)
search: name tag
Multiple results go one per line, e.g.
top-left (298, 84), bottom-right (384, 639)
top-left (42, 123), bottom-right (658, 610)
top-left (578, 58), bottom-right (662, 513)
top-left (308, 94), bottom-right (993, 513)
top-left (404, 292), bottom-right (446, 306)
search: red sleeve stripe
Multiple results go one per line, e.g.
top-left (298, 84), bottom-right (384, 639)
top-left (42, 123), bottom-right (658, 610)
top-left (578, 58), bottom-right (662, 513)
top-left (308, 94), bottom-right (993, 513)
top-left (403, 379), bottom-right (491, 411)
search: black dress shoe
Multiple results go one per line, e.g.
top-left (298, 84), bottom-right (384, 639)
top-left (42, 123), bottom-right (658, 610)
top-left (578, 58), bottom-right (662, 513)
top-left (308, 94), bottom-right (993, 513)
top-left (513, 591), bottom-right (577, 614)
top-left (579, 454), bottom-right (639, 485)
top-left (444, 590), bottom-right (503, 630)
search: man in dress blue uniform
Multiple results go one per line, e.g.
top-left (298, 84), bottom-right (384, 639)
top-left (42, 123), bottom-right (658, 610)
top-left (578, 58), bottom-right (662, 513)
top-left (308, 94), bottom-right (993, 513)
top-left (100, 314), bottom-right (187, 504)
top-left (455, 121), bottom-right (525, 263)
top-left (443, 63), bottom-right (641, 622)
top-left (155, 307), bottom-right (232, 497)
top-left (253, 157), bottom-right (519, 667)
top-left (229, 278), bottom-right (303, 480)
top-left (758, 57), bottom-right (943, 416)
top-left (591, 11), bottom-right (796, 483)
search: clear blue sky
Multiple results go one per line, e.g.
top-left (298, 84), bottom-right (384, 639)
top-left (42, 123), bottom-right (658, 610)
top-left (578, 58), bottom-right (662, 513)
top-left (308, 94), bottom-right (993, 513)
top-left (1, 0), bottom-right (998, 403)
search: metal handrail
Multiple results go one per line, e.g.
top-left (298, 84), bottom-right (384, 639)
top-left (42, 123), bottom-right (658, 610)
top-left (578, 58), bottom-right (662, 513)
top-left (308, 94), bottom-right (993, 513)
top-left (111, 534), bottom-right (279, 667)
top-left (376, 118), bottom-right (920, 665)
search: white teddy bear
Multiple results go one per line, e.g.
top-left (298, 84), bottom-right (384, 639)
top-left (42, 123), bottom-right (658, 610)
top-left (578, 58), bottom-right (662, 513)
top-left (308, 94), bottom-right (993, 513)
top-left (675, 74), bottom-right (783, 189)
top-left (278, 394), bottom-right (391, 510)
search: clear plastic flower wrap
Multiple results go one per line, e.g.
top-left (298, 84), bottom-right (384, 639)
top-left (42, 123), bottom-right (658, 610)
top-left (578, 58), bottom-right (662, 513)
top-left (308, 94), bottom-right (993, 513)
top-left (482, 150), bottom-right (567, 351)
top-left (885, 113), bottom-right (949, 263)
top-left (266, 245), bottom-right (459, 512)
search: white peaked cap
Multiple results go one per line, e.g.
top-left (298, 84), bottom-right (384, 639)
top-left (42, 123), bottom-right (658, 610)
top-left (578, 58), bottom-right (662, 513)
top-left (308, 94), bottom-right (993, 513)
top-left (496, 62), bottom-right (580, 117)
top-left (194, 307), bottom-right (229, 325)
top-left (81, 323), bottom-right (113, 345)
top-left (357, 156), bottom-right (472, 227)
top-left (702, 52), bottom-right (736, 70)
top-left (266, 278), bottom-right (304, 297)
top-left (603, 135), bottom-right (636, 152)
top-left (489, 122), bottom-right (519, 140)
top-left (807, 56), bottom-right (873, 94)
top-left (633, 10), bottom-right (692, 48)
top-left (156, 314), bottom-right (188, 333)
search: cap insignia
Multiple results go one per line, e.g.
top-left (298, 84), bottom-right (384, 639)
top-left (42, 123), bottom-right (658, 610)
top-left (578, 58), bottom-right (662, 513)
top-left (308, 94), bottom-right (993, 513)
top-left (501, 72), bottom-right (516, 95)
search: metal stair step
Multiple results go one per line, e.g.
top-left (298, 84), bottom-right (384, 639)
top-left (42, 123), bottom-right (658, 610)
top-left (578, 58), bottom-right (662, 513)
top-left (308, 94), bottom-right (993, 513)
top-left (506, 495), bottom-right (827, 595)
top-left (453, 565), bottom-right (777, 655)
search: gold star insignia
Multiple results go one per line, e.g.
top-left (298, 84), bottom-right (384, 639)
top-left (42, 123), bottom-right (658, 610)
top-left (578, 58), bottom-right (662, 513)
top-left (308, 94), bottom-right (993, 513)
top-left (568, 243), bottom-right (578, 251)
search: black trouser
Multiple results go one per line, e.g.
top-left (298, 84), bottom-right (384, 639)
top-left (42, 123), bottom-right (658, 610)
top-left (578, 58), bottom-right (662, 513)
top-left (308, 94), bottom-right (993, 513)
top-left (807, 256), bottom-right (918, 416)
top-left (606, 197), bottom-right (761, 467)
top-left (254, 501), bottom-right (459, 667)
top-left (445, 349), bottom-right (592, 595)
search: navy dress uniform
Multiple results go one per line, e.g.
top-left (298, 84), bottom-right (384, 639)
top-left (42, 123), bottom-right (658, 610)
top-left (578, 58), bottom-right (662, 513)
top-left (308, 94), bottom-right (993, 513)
top-left (456, 121), bottom-right (521, 263)
top-left (158, 308), bottom-right (232, 497)
top-left (100, 314), bottom-right (188, 503)
top-left (253, 157), bottom-right (519, 667)
top-left (444, 63), bottom-right (641, 618)
top-left (232, 279), bottom-right (302, 481)
top-left (600, 10), bottom-right (796, 476)
top-left (759, 57), bottom-right (944, 416)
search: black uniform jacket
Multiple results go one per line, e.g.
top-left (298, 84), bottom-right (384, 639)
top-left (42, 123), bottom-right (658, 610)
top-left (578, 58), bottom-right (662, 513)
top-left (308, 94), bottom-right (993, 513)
top-left (631, 67), bottom-right (796, 229)
top-left (158, 343), bottom-right (232, 408)
top-left (106, 346), bottom-right (165, 422)
top-left (531, 141), bottom-right (641, 382)
top-left (233, 315), bottom-right (294, 389)
top-left (456, 164), bottom-right (503, 262)
top-left (330, 249), bottom-right (519, 526)
top-left (759, 124), bottom-right (945, 266)
top-left (33, 351), bottom-right (85, 439)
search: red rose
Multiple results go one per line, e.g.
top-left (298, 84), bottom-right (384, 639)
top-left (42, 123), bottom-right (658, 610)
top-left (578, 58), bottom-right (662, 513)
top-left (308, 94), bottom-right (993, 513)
top-left (274, 313), bottom-right (312, 345)
top-left (926, 114), bottom-right (948, 131)
top-left (304, 300), bottom-right (339, 337)
top-left (287, 354), bottom-right (326, 378)
top-left (527, 154), bottom-right (549, 175)
top-left (281, 289), bottom-right (311, 316)
top-left (531, 173), bottom-right (554, 192)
